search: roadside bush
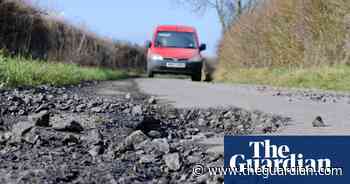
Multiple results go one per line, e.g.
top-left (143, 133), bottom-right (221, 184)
top-left (216, 0), bottom-right (350, 80)
top-left (0, 0), bottom-right (146, 70)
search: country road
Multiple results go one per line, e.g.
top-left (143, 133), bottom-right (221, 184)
top-left (2, 77), bottom-right (350, 183)
top-left (134, 78), bottom-right (350, 135)
top-left (95, 77), bottom-right (350, 154)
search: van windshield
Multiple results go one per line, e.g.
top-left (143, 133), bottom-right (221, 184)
top-left (155, 31), bottom-right (197, 49)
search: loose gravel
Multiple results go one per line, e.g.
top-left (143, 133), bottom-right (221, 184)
top-left (0, 82), bottom-right (289, 184)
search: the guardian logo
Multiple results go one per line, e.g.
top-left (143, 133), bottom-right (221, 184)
top-left (225, 136), bottom-right (347, 183)
top-left (230, 140), bottom-right (332, 171)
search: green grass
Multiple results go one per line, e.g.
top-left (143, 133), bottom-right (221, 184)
top-left (215, 65), bottom-right (350, 91)
top-left (0, 53), bottom-right (128, 87)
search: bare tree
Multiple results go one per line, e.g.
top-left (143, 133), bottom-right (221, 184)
top-left (174, 0), bottom-right (243, 31)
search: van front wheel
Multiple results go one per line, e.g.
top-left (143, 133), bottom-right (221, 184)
top-left (191, 72), bottom-right (202, 82)
top-left (147, 69), bottom-right (154, 78)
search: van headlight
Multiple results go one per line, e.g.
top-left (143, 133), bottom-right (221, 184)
top-left (189, 55), bottom-right (202, 62)
top-left (151, 54), bottom-right (164, 61)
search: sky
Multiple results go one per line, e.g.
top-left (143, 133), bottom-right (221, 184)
top-left (36, 0), bottom-right (222, 56)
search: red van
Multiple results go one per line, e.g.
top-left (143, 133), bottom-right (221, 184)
top-left (146, 25), bottom-right (206, 81)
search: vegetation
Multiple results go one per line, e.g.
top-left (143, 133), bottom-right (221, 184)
top-left (0, 0), bottom-right (146, 70)
top-left (215, 0), bottom-right (350, 91)
top-left (0, 52), bottom-right (127, 87)
top-left (218, 65), bottom-right (350, 91)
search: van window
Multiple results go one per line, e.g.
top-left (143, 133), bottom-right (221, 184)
top-left (155, 31), bottom-right (197, 49)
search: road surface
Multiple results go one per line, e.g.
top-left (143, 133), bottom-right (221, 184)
top-left (101, 78), bottom-right (350, 153)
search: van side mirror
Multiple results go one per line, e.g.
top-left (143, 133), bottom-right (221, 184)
top-left (199, 44), bottom-right (206, 52)
top-left (146, 41), bottom-right (152, 48)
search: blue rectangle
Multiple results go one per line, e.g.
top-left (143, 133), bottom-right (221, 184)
top-left (224, 136), bottom-right (349, 184)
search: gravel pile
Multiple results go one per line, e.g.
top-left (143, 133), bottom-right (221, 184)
top-left (0, 83), bottom-right (289, 183)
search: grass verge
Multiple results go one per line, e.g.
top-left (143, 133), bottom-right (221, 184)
top-left (0, 53), bottom-right (128, 87)
top-left (215, 65), bottom-right (350, 91)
